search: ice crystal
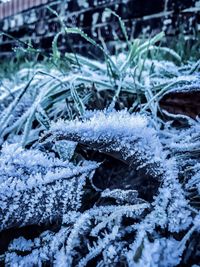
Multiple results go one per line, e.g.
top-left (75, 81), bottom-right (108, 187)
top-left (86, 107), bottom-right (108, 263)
top-left (0, 143), bottom-right (98, 231)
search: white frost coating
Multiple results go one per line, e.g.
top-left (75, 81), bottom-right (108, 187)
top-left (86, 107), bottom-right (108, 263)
top-left (50, 110), bottom-right (165, 179)
top-left (0, 143), bottom-right (96, 186)
top-left (128, 237), bottom-right (181, 267)
top-left (8, 237), bottom-right (34, 252)
top-left (51, 110), bottom-right (148, 138)
top-left (0, 144), bottom-right (99, 231)
top-left (51, 110), bottom-right (164, 159)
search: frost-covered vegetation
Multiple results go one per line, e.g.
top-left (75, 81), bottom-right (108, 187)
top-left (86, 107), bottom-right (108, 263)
top-left (1, 11), bottom-right (200, 267)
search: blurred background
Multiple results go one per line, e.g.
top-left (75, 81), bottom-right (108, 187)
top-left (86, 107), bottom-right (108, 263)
top-left (0, 0), bottom-right (199, 57)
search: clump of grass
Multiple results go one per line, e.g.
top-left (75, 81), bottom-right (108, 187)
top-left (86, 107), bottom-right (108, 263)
top-left (1, 8), bottom-right (199, 146)
top-left (0, 9), bottom-right (200, 267)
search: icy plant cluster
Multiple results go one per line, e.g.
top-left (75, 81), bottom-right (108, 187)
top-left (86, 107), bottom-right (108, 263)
top-left (0, 109), bottom-right (199, 266)
top-left (1, 23), bottom-right (200, 266)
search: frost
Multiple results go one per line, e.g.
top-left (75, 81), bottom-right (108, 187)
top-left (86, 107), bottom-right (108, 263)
top-left (127, 237), bottom-right (182, 267)
top-left (1, 109), bottom-right (199, 266)
top-left (101, 188), bottom-right (144, 204)
top-left (8, 237), bottom-right (34, 252)
top-left (6, 203), bottom-right (148, 267)
top-left (49, 110), bottom-right (166, 180)
top-left (0, 143), bottom-right (99, 231)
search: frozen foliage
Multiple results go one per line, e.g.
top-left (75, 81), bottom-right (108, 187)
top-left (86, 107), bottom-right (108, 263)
top-left (1, 109), bottom-right (199, 266)
top-left (3, 110), bottom-right (191, 266)
top-left (6, 227), bottom-right (71, 266)
top-left (127, 236), bottom-right (187, 267)
top-left (49, 110), bottom-right (192, 233)
top-left (1, 39), bottom-right (200, 264)
top-left (49, 110), bottom-right (166, 180)
top-left (0, 143), bottom-right (98, 230)
top-left (0, 32), bottom-right (198, 146)
top-left (5, 204), bottom-right (148, 267)
top-left (0, 108), bottom-right (199, 266)
top-left (101, 188), bottom-right (145, 204)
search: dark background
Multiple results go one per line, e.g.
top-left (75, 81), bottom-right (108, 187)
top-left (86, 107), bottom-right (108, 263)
top-left (0, 0), bottom-right (199, 56)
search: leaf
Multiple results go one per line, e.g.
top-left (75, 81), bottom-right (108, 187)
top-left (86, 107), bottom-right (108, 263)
top-left (54, 140), bottom-right (77, 161)
top-left (70, 86), bottom-right (86, 115)
top-left (105, 8), bottom-right (130, 47)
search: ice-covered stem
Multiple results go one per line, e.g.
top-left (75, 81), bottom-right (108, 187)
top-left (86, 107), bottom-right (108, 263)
top-left (5, 203), bottom-right (148, 266)
top-left (0, 144), bottom-right (98, 231)
top-left (46, 110), bottom-right (166, 180)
